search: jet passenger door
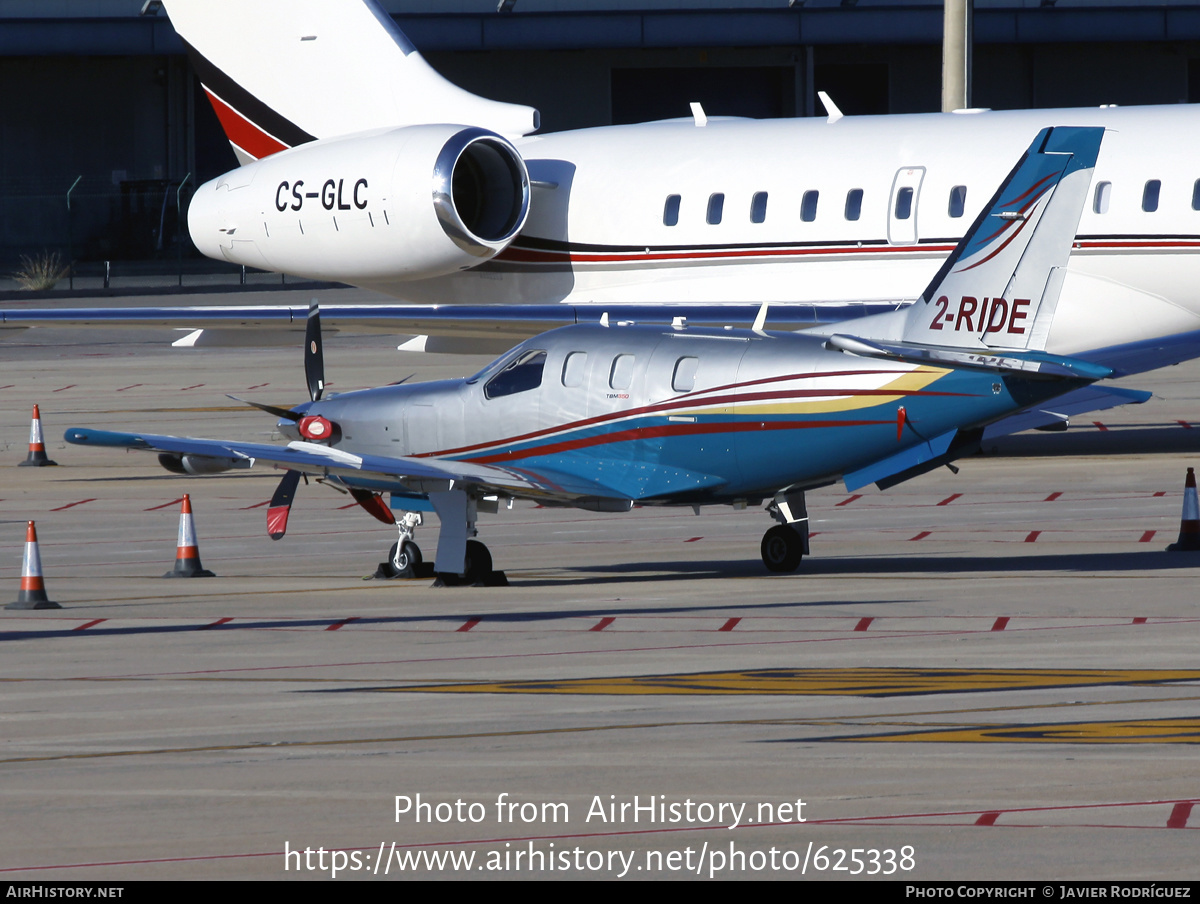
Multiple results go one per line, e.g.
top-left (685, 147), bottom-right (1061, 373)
top-left (887, 166), bottom-right (925, 245)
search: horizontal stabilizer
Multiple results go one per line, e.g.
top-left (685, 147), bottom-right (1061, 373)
top-left (982, 385), bottom-right (1151, 439)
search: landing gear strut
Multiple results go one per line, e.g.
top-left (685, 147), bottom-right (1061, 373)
top-left (428, 489), bottom-right (506, 586)
top-left (375, 511), bottom-right (430, 579)
top-left (760, 489), bottom-right (810, 573)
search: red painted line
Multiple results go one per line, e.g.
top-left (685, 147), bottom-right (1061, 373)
top-left (909, 531), bottom-right (931, 541)
top-left (457, 619), bottom-right (481, 633)
top-left (1154, 491), bottom-right (1167, 497)
top-left (1132, 617), bottom-right (1148, 625)
top-left (974, 812), bottom-right (1001, 826)
top-left (1178, 420), bottom-right (1193, 429)
top-left (337, 502), bottom-right (359, 510)
top-left (325, 617), bottom-right (359, 632)
top-left (241, 500), bottom-right (270, 510)
top-left (73, 619), bottom-right (106, 631)
top-left (52, 384), bottom-right (76, 392)
top-left (854, 617), bottom-right (874, 632)
top-left (591, 617), bottom-right (616, 632)
top-left (246, 383), bottom-right (269, 390)
top-left (144, 497), bottom-right (184, 512)
top-left (1139, 530), bottom-right (1157, 543)
top-left (50, 498), bottom-right (95, 511)
top-left (206, 618), bottom-right (234, 628)
top-left (991, 617), bottom-right (1010, 632)
top-left (684, 536), bottom-right (702, 543)
top-left (180, 384), bottom-right (205, 391)
top-left (936, 493), bottom-right (961, 506)
top-left (1044, 492), bottom-right (1062, 502)
top-left (0, 385), bottom-right (13, 390)
top-left (1093, 421), bottom-right (1108, 432)
top-left (1167, 801), bottom-right (1194, 829)
top-left (718, 618), bottom-right (740, 632)
top-left (836, 494), bottom-right (863, 507)
top-left (115, 384), bottom-right (143, 392)
top-left (1024, 531), bottom-right (1041, 543)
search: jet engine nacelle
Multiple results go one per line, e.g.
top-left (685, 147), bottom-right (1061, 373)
top-left (187, 125), bottom-right (530, 283)
top-left (158, 452), bottom-right (251, 475)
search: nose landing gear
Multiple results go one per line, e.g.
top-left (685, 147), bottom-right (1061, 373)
top-left (760, 489), bottom-right (810, 573)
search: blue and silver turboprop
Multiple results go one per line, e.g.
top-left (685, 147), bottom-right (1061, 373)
top-left (68, 127), bottom-right (1113, 580)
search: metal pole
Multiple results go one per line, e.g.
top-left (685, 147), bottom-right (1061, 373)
top-left (942, 0), bottom-right (973, 113)
top-left (65, 175), bottom-right (81, 290)
top-left (176, 173), bottom-right (191, 287)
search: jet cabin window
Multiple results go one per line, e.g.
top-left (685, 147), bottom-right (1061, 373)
top-left (1093, 181), bottom-right (1112, 214)
top-left (707, 193), bottom-right (725, 225)
top-left (663, 194), bottom-right (681, 226)
top-left (672, 357), bottom-right (699, 393)
top-left (894, 187), bottom-right (914, 220)
top-left (844, 188), bottom-right (863, 221)
top-left (801, 190), bottom-right (819, 222)
top-left (948, 185), bottom-right (967, 218)
top-left (750, 192), bottom-right (768, 224)
top-left (1142, 180), bottom-right (1161, 213)
top-left (610, 355), bottom-right (636, 391)
top-left (1192, 180), bottom-right (1200, 211)
top-left (561, 351), bottom-right (587, 388)
top-left (484, 350), bottom-right (547, 399)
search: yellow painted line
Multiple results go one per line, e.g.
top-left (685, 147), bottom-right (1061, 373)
top-left (849, 717), bottom-right (1200, 744)
top-left (398, 668), bottom-right (1200, 697)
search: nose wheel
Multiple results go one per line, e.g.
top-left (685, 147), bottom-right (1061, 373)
top-left (761, 525), bottom-right (804, 572)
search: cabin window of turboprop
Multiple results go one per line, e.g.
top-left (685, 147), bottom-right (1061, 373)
top-left (672, 357), bottom-right (699, 393)
top-left (844, 188), bottom-right (863, 221)
top-left (948, 185), bottom-right (967, 218)
top-left (561, 351), bottom-right (588, 387)
top-left (801, 190), bottom-right (819, 223)
top-left (610, 354), bottom-right (636, 391)
top-left (1093, 181), bottom-right (1111, 214)
top-left (750, 192), bottom-right (768, 224)
top-left (1142, 179), bottom-right (1161, 213)
top-left (663, 194), bottom-right (681, 226)
top-left (484, 349), bottom-right (547, 399)
top-left (1192, 180), bottom-right (1200, 211)
top-left (894, 186), bottom-right (914, 220)
top-left (707, 193), bottom-right (725, 225)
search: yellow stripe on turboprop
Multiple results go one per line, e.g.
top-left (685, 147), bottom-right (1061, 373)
top-left (850, 717), bottom-right (1200, 744)
top-left (400, 668), bottom-right (1200, 697)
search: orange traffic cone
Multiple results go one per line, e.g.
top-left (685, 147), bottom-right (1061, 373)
top-left (163, 494), bottom-right (215, 577)
top-left (6, 521), bottom-right (60, 609)
top-left (18, 405), bottom-right (57, 467)
top-left (1167, 467), bottom-right (1200, 552)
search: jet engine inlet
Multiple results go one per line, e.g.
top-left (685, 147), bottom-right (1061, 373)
top-left (433, 127), bottom-right (530, 255)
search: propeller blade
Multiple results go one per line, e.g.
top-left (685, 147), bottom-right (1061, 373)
top-left (305, 302), bottom-right (325, 402)
top-left (226, 394), bottom-right (301, 421)
top-left (349, 488), bottom-right (396, 525)
top-left (267, 470), bottom-right (302, 540)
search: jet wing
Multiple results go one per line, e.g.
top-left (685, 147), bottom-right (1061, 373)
top-left (63, 427), bottom-right (632, 505)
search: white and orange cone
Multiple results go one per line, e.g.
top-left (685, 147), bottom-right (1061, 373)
top-left (6, 521), bottom-right (60, 610)
top-left (163, 494), bottom-right (215, 577)
top-left (1167, 467), bottom-right (1200, 552)
top-left (18, 405), bottom-right (57, 467)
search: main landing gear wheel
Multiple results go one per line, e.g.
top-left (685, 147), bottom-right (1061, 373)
top-left (463, 539), bottom-right (492, 583)
top-left (761, 525), bottom-right (804, 573)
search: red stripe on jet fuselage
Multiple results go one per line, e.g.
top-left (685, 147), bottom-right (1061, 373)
top-left (203, 88), bottom-right (289, 161)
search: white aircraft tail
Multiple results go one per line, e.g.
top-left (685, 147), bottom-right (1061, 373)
top-left (161, 0), bottom-right (539, 164)
top-left (828, 126), bottom-right (1104, 364)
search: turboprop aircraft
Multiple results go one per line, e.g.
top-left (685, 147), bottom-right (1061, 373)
top-left (65, 127), bottom-right (1115, 581)
top-left (160, 0), bottom-right (1200, 360)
